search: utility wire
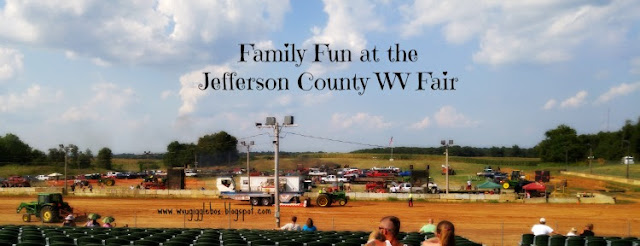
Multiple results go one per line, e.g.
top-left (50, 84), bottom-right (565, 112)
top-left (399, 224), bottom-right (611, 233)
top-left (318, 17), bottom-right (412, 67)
top-left (284, 131), bottom-right (387, 148)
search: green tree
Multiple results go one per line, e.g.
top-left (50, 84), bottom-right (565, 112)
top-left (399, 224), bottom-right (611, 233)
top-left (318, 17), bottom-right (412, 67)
top-left (164, 141), bottom-right (195, 168)
top-left (96, 147), bottom-right (113, 169)
top-left (537, 124), bottom-right (584, 162)
top-left (196, 131), bottom-right (239, 166)
top-left (78, 148), bottom-right (93, 168)
top-left (0, 133), bottom-right (33, 164)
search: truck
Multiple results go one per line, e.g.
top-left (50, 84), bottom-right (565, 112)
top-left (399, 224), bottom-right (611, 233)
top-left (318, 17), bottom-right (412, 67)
top-left (1, 176), bottom-right (31, 187)
top-left (389, 182), bottom-right (439, 194)
top-left (308, 168), bottom-right (328, 176)
top-left (217, 176), bottom-right (304, 206)
top-left (321, 175), bottom-right (348, 183)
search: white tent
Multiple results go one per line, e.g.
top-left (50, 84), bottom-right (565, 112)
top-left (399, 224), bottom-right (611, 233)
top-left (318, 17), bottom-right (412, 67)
top-left (48, 173), bottom-right (63, 177)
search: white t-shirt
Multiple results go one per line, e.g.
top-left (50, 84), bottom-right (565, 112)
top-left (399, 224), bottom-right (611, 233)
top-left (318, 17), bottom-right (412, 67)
top-left (281, 223), bottom-right (301, 231)
top-left (531, 224), bottom-right (554, 235)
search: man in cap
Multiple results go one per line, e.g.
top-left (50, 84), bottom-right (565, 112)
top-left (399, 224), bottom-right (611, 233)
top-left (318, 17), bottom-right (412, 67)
top-left (531, 218), bottom-right (555, 236)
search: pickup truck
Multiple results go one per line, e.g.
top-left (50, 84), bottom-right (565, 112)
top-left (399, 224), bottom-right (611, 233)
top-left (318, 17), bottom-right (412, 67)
top-left (389, 182), bottom-right (439, 194)
top-left (321, 175), bottom-right (348, 183)
top-left (367, 170), bottom-right (393, 177)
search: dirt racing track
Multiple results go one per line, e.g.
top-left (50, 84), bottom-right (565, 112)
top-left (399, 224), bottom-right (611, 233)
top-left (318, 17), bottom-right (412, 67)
top-left (1, 196), bottom-right (639, 246)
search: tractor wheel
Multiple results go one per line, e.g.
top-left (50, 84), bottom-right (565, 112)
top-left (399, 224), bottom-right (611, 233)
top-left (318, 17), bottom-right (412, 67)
top-left (40, 206), bottom-right (58, 223)
top-left (338, 198), bottom-right (347, 206)
top-left (251, 197), bottom-right (260, 206)
top-left (22, 214), bottom-right (31, 222)
top-left (261, 197), bottom-right (272, 206)
top-left (104, 179), bottom-right (115, 186)
top-left (502, 183), bottom-right (510, 189)
top-left (316, 194), bottom-right (331, 207)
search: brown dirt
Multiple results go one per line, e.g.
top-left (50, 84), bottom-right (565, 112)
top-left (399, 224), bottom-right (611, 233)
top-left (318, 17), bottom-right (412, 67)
top-left (3, 196), bottom-right (640, 246)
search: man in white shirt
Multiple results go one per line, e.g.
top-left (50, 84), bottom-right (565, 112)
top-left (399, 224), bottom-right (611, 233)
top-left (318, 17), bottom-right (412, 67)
top-left (531, 218), bottom-right (555, 236)
top-left (280, 216), bottom-right (301, 231)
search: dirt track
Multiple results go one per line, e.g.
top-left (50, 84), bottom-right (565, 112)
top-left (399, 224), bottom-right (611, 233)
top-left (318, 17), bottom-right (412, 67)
top-left (2, 196), bottom-right (639, 246)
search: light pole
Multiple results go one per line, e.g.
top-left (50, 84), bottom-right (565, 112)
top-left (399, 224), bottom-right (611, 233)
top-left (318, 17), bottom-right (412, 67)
top-left (257, 116), bottom-right (296, 228)
top-left (241, 141), bottom-right (255, 192)
top-left (441, 140), bottom-right (453, 194)
top-left (586, 144), bottom-right (594, 174)
top-left (623, 140), bottom-right (631, 179)
top-left (59, 144), bottom-right (70, 194)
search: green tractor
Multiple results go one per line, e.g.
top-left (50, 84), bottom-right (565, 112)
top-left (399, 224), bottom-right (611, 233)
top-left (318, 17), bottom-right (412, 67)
top-left (16, 193), bottom-right (73, 223)
top-left (316, 190), bottom-right (349, 207)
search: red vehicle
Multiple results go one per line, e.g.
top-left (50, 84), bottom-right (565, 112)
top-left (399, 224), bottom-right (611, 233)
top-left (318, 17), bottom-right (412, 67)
top-left (365, 181), bottom-right (387, 193)
top-left (366, 170), bottom-right (393, 177)
top-left (1, 176), bottom-right (31, 187)
top-left (141, 176), bottom-right (166, 189)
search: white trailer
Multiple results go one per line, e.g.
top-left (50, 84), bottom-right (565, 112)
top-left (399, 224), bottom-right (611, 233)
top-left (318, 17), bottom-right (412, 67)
top-left (217, 176), bottom-right (304, 206)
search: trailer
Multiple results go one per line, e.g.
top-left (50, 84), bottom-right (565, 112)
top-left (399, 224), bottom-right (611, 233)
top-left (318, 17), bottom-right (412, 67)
top-left (217, 176), bottom-right (304, 206)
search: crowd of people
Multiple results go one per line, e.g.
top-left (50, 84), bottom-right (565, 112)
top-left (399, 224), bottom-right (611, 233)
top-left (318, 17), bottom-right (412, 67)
top-left (531, 217), bottom-right (595, 237)
top-left (60, 214), bottom-right (116, 228)
top-left (280, 215), bottom-right (456, 246)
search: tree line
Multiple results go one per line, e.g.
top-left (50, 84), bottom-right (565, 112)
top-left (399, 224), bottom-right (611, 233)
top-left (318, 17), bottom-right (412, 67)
top-left (163, 131), bottom-right (239, 168)
top-left (353, 117), bottom-right (640, 163)
top-left (0, 133), bottom-right (113, 169)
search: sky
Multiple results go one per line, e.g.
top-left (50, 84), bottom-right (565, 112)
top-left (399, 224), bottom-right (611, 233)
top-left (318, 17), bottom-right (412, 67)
top-left (0, 0), bottom-right (639, 154)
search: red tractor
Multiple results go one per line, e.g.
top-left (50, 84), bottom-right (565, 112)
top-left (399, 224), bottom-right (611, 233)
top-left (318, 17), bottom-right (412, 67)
top-left (1, 176), bottom-right (31, 187)
top-left (141, 176), bottom-right (166, 189)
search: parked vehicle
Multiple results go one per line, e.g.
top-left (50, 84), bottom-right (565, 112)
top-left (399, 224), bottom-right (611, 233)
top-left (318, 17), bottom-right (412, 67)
top-left (320, 175), bottom-right (348, 183)
top-left (185, 169), bottom-right (198, 177)
top-left (36, 175), bottom-right (50, 181)
top-left (308, 168), bottom-right (328, 176)
top-left (217, 176), bottom-right (304, 206)
top-left (389, 182), bottom-right (439, 194)
top-left (2, 176), bottom-right (31, 187)
top-left (367, 170), bottom-right (393, 177)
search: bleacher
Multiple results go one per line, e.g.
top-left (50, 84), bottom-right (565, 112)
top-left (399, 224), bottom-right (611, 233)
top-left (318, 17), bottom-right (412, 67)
top-left (0, 226), bottom-right (482, 246)
top-left (519, 234), bottom-right (639, 246)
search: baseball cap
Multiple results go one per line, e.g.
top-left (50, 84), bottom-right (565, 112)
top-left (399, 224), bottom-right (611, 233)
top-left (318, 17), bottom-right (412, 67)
top-left (539, 218), bottom-right (546, 223)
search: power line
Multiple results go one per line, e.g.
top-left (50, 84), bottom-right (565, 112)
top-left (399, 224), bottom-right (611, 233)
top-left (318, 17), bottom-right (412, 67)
top-left (284, 131), bottom-right (387, 148)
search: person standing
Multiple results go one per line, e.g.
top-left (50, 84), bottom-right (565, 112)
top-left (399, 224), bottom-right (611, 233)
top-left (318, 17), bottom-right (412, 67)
top-left (280, 216), bottom-right (301, 231)
top-left (408, 193), bottom-right (413, 207)
top-left (531, 218), bottom-right (555, 236)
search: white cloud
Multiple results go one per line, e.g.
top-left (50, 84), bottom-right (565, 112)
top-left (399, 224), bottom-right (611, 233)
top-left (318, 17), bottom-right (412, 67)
top-left (0, 1), bottom-right (290, 65)
top-left (434, 106), bottom-right (479, 128)
top-left (560, 90), bottom-right (588, 108)
top-left (0, 85), bottom-right (62, 112)
top-left (543, 99), bottom-right (557, 110)
top-left (400, 1), bottom-right (640, 65)
top-left (178, 64), bottom-right (229, 116)
top-left (274, 95), bottom-right (292, 106)
top-left (302, 92), bottom-right (333, 106)
top-left (60, 82), bottom-right (136, 122)
top-left (331, 112), bottom-right (392, 129)
top-left (410, 116), bottom-right (431, 130)
top-left (160, 90), bottom-right (173, 100)
top-left (304, 0), bottom-right (386, 74)
top-left (631, 57), bottom-right (640, 75)
top-left (0, 47), bottom-right (24, 81)
top-left (595, 82), bottom-right (640, 104)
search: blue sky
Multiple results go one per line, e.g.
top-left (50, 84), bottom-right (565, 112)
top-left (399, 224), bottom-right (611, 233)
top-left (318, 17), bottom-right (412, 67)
top-left (1, 0), bottom-right (639, 154)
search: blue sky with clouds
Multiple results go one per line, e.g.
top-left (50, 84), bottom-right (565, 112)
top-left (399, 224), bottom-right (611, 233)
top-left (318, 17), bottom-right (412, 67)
top-left (1, 0), bottom-right (639, 154)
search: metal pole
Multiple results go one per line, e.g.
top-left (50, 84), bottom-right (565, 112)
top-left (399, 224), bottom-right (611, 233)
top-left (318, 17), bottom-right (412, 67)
top-left (445, 145), bottom-right (449, 194)
top-left (247, 145), bottom-right (251, 192)
top-left (64, 149), bottom-right (68, 194)
top-left (589, 147), bottom-right (593, 174)
top-left (274, 123), bottom-right (281, 228)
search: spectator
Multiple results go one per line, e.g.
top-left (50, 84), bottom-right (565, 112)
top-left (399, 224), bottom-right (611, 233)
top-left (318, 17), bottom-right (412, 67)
top-left (580, 224), bottom-right (594, 237)
top-left (85, 219), bottom-right (100, 228)
top-left (61, 215), bottom-right (76, 227)
top-left (466, 180), bottom-right (472, 190)
top-left (366, 229), bottom-right (387, 246)
top-left (280, 216), bottom-right (301, 231)
top-left (420, 218), bottom-right (436, 233)
top-left (566, 228), bottom-right (578, 236)
top-left (379, 216), bottom-right (402, 246)
top-left (302, 218), bottom-right (317, 231)
top-left (422, 220), bottom-right (455, 246)
top-left (531, 218), bottom-right (555, 236)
